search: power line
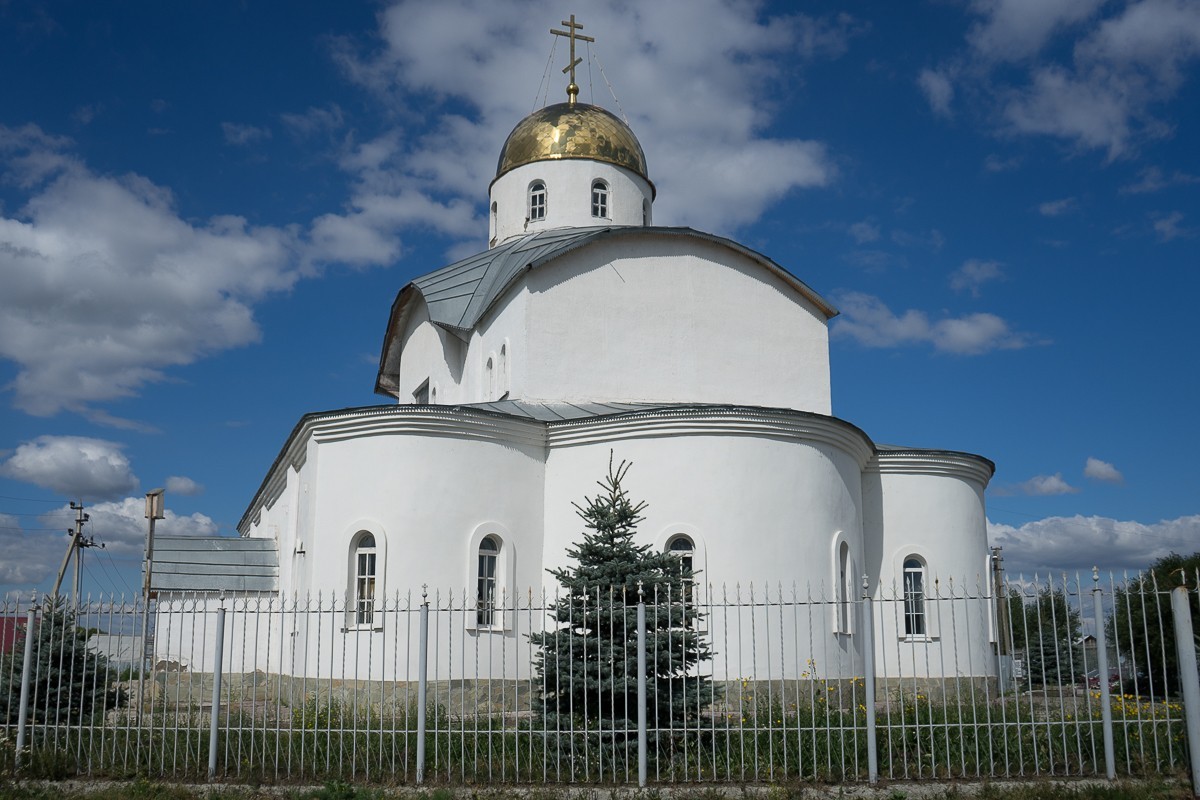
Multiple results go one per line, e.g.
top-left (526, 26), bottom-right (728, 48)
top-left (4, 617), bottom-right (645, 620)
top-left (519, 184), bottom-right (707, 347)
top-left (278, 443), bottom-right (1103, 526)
top-left (0, 494), bottom-right (68, 503)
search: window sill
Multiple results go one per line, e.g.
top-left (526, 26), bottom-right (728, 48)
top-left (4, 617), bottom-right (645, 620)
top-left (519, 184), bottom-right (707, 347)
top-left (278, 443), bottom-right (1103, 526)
top-left (342, 625), bottom-right (383, 633)
top-left (901, 635), bottom-right (935, 643)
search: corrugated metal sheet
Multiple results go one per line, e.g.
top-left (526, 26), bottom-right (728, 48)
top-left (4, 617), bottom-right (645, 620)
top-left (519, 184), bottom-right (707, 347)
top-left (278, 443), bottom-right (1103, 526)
top-left (461, 399), bottom-right (660, 421)
top-left (151, 536), bottom-right (278, 594)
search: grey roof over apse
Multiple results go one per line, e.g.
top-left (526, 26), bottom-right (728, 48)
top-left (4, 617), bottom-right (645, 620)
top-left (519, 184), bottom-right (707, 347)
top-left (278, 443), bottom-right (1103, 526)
top-left (462, 399), bottom-right (665, 421)
top-left (409, 226), bottom-right (839, 333)
top-left (149, 536), bottom-right (278, 594)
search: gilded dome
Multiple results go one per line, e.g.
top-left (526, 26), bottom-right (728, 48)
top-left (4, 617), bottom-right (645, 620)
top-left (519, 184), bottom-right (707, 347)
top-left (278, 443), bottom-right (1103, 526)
top-left (495, 102), bottom-right (649, 183)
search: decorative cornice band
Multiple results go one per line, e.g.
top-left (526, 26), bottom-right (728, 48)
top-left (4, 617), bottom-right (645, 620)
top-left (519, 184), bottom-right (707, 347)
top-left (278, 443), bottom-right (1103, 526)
top-left (545, 406), bottom-right (875, 465)
top-left (867, 450), bottom-right (995, 486)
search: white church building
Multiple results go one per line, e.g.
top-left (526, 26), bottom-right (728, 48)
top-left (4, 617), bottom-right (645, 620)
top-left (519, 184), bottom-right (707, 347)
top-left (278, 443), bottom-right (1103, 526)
top-left (151, 61), bottom-right (998, 685)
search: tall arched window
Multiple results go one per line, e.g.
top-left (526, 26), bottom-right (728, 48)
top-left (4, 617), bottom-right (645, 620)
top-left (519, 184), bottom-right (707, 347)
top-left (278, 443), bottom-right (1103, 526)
top-left (668, 535), bottom-right (696, 610)
top-left (485, 355), bottom-right (495, 400)
top-left (837, 541), bottom-right (851, 634)
top-left (528, 181), bottom-right (546, 221)
top-left (477, 536), bottom-right (500, 626)
top-left (591, 180), bottom-right (609, 218)
top-left (498, 342), bottom-right (509, 400)
top-left (903, 556), bottom-right (927, 637)
top-left (353, 533), bottom-right (377, 626)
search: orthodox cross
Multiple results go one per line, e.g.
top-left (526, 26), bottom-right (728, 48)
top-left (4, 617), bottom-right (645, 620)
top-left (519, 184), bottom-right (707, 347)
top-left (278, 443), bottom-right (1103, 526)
top-left (550, 14), bottom-right (594, 105)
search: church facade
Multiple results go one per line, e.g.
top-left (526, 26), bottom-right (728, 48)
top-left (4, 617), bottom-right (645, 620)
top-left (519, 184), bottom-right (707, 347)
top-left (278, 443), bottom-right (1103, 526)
top-left (207, 87), bottom-right (999, 682)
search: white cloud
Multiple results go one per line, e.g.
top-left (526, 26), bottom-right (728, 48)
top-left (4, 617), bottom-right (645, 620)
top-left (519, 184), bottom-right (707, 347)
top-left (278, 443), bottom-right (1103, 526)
top-left (989, 513), bottom-right (1200, 576)
top-left (949, 259), bottom-right (1004, 297)
top-left (1016, 472), bottom-right (1079, 496)
top-left (1153, 210), bottom-right (1190, 241)
top-left (1084, 457), bottom-right (1123, 483)
top-left (280, 105), bottom-right (345, 140)
top-left (0, 497), bottom-right (220, 591)
top-left (1038, 197), bottom-right (1077, 216)
top-left (0, 124), bottom-right (313, 417)
top-left (221, 122), bottom-right (271, 146)
top-left (967, 0), bottom-right (1105, 61)
top-left (832, 292), bottom-right (1036, 354)
top-left (0, 435), bottom-right (137, 500)
top-left (936, 0), bottom-right (1200, 158)
top-left (917, 69), bottom-right (955, 117)
top-left (1121, 166), bottom-right (1200, 193)
top-left (333, 0), bottom-right (850, 235)
top-left (847, 220), bottom-right (880, 243)
top-left (165, 475), bottom-right (203, 496)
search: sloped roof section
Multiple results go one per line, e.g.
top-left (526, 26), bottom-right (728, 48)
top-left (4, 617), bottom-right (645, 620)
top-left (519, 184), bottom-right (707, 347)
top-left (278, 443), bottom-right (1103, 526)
top-left (377, 226), bottom-right (838, 396)
top-left (150, 536), bottom-right (278, 594)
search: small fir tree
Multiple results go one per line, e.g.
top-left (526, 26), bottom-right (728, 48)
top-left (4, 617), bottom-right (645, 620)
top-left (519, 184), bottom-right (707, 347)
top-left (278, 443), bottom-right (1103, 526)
top-left (1, 598), bottom-right (124, 725)
top-left (531, 455), bottom-right (716, 738)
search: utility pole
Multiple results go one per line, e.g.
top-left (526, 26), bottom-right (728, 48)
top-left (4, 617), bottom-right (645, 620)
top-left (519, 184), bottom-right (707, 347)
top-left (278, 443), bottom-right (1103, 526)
top-left (51, 502), bottom-right (90, 603)
top-left (137, 489), bottom-right (165, 720)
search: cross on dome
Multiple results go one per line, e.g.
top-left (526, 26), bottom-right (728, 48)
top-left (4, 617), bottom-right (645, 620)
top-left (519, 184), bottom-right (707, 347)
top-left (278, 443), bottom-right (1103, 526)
top-left (550, 14), bottom-right (594, 106)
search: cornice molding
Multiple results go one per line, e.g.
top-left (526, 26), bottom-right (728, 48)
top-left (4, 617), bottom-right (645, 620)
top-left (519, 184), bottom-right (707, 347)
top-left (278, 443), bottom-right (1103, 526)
top-left (867, 449), bottom-right (995, 487)
top-left (238, 403), bottom-right (983, 535)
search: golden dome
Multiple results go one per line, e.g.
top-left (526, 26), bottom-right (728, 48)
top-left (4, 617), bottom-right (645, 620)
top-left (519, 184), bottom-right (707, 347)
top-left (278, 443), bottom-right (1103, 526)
top-left (495, 102), bottom-right (650, 184)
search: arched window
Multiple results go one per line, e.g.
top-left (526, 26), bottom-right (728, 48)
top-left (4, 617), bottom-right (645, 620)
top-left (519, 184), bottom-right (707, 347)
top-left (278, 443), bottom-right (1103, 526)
top-left (528, 181), bottom-right (546, 221)
top-left (477, 536), bottom-right (500, 626)
top-left (489, 201), bottom-right (498, 246)
top-left (903, 557), bottom-right (927, 637)
top-left (498, 342), bottom-right (509, 400)
top-left (485, 354), bottom-right (496, 400)
top-left (353, 533), bottom-right (377, 626)
top-left (668, 535), bottom-right (696, 611)
top-left (591, 180), bottom-right (609, 218)
top-left (837, 541), bottom-right (852, 634)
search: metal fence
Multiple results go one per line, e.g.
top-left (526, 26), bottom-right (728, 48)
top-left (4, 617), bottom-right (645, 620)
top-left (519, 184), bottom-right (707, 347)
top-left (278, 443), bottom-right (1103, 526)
top-left (2, 570), bottom-right (1199, 787)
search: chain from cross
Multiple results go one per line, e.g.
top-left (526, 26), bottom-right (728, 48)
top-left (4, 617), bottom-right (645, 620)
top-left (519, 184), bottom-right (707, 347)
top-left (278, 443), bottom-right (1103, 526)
top-left (550, 14), bottom-right (594, 104)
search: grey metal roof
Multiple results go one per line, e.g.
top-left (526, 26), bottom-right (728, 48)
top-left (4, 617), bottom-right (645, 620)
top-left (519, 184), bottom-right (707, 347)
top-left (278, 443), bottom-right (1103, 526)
top-left (408, 226), bottom-right (837, 333)
top-left (461, 399), bottom-right (664, 421)
top-left (150, 536), bottom-right (278, 594)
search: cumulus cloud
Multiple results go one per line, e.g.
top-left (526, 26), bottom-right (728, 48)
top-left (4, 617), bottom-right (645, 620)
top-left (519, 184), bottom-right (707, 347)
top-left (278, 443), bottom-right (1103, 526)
top-left (1016, 472), bottom-right (1079, 496)
top-left (0, 497), bottom-right (219, 590)
top-left (949, 259), bottom-right (1004, 297)
top-left (0, 435), bottom-right (138, 500)
top-left (333, 0), bottom-right (851, 234)
top-left (932, 0), bottom-right (1200, 158)
top-left (917, 69), bottom-right (955, 117)
top-left (832, 292), bottom-right (1036, 354)
top-left (967, 0), bottom-right (1105, 62)
top-left (0, 124), bottom-right (315, 417)
top-left (1084, 457), bottom-right (1123, 483)
top-left (989, 513), bottom-right (1200, 576)
top-left (165, 475), bottom-right (203, 496)
top-left (1038, 197), bottom-right (1077, 216)
top-left (221, 122), bottom-right (271, 146)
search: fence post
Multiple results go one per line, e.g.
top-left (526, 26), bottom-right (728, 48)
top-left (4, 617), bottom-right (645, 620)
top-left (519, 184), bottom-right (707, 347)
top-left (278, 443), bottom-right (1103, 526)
top-left (1169, 579), bottom-right (1200, 798)
top-left (637, 580), bottom-right (647, 788)
top-left (207, 596), bottom-right (226, 780)
top-left (861, 576), bottom-right (878, 784)
top-left (416, 585), bottom-right (429, 785)
top-left (14, 603), bottom-right (37, 764)
top-left (1092, 567), bottom-right (1116, 780)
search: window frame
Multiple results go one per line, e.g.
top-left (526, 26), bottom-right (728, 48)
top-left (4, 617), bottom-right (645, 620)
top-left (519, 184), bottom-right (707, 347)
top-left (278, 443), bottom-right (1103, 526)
top-left (467, 524), bottom-right (515, 632)
top-left (591, 180), bottom-right (609, 218)
top-left (476, 535), bottom-right (500, 627)
top-left (528, 181), bottom-right (546, 222)
top-left (902, 555), bottom-right (928, 640)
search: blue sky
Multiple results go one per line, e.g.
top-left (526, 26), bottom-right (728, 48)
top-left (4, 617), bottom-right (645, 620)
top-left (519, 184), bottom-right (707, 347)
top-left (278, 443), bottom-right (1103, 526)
top-left (1, 0), bottom-right (1198, 598)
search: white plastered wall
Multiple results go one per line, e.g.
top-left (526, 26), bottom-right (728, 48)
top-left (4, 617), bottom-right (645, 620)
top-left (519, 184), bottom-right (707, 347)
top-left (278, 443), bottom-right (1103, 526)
top-left (521, 237), bottom-right (833, 413)
top-left (542, 429), bottom-right (866, 679)
top-left (489, 160), bottom-right (652, 245)
top-left (868, 468), bottom-right (995, 678)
